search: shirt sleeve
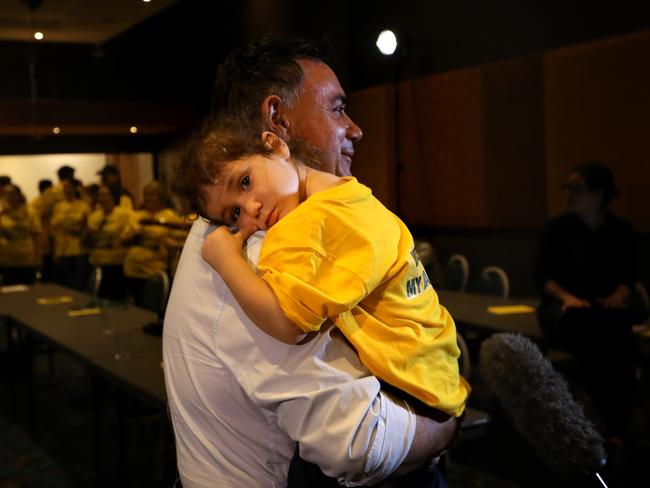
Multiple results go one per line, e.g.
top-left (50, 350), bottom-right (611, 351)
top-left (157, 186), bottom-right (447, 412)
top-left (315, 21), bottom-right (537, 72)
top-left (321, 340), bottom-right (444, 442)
top-left (533, 220), bottom-right (559, 291)
top-left (260, 248), bottom-right (369, 332)
top-left (614, 219), bottom-right (637, 289)
top-left (281, 387), bottom-right (416, 487)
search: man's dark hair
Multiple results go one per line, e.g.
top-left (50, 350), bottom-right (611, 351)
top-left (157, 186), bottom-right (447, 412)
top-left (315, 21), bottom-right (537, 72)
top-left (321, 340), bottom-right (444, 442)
top-left (211, 34), bottom-right (328, 138)
top-left (0, 175), bottom-right (12, 186)
top-left (572, 160), bottom-right (618, 205)
top-left (57, 165), bottom-right (75, 181)
top-left (38, 179), bottom-right (53, 194)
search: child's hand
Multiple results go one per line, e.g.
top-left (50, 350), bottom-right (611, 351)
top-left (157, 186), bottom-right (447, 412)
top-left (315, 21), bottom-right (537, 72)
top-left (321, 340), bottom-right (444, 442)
top-left (202, 225), bottom-right (258, 273)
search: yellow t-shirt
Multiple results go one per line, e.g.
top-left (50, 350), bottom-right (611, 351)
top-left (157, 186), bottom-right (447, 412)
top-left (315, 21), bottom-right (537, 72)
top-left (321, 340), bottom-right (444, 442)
top-left (259, 178), bottom-right (470, 416)
top-left (119, 194), bottom-right (134, 210)
top-left (0, 205), bottom-right (42, 266)
top-left (51, 199), bottom-right (91, 258)
top-left (122, 208), bottom-right (181, 278)
top-left (87, 206), bottom-right (132, 266)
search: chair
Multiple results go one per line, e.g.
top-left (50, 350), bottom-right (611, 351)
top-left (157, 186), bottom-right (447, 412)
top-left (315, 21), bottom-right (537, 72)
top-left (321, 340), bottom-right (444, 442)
top-left (140, 271), bottom-right (171, 314)
top-left (456, 332), bottom-right (471, 379)
top-left (414, 240), bottom-right (444, 289)
top-left (470, 266), bottom-right (510, 298)
top-left (456, 332), bottom-right (490, 434)
top-left (86, 266), bottom-right (102, 297)
top-left (443, 254), bottom-right (469, 292)
top-left (630, 281), bottom-right (649, 316)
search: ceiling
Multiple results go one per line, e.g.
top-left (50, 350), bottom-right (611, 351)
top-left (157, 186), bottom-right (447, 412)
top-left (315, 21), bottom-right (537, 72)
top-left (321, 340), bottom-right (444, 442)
top-left (0, 0), bottom-right (178, 43)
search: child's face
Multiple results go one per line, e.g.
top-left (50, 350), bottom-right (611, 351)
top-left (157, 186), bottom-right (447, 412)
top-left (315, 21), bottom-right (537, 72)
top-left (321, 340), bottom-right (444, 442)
top-left (202, 151), bottom-right (301, 231)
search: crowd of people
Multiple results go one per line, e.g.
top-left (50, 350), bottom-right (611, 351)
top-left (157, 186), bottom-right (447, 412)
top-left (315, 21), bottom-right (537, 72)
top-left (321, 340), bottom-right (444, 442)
top-left (0, 165), bottom-right (189, 306)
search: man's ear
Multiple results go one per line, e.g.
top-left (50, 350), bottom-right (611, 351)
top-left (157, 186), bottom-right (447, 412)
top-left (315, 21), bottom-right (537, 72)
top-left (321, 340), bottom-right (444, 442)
top-left (261, 95), bottom-right (290, 138)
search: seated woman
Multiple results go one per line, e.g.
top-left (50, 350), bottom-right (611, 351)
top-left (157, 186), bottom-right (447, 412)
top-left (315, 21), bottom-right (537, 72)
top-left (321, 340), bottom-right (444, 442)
top-left (534, 161), bottom-right (644, 452)
top-left (0, 184), bottom-right (42, 285)
top-left (84, 184), bottom-right (131, 301)
top-left (121, 181), bottom-right (182, 306)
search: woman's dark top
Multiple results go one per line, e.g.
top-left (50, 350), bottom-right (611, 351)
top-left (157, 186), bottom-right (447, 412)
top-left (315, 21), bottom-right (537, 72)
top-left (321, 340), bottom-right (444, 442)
top-left (534, 212), bottom-right (636, 308)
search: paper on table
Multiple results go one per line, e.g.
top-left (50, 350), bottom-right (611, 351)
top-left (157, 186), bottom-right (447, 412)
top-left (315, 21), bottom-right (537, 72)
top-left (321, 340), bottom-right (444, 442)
top-left (1, 284), bottom-right (29, 293)
top-left (487, 304), bottom-right (536, 315)
top-left (37, 296), bottom-right (74, 305)
top-left (67, 308), bottom-right (102, 317)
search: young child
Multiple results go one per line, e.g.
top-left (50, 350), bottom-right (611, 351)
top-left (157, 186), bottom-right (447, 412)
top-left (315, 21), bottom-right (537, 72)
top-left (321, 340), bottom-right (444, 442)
top-left (178, 127), bottom-right (470, 419)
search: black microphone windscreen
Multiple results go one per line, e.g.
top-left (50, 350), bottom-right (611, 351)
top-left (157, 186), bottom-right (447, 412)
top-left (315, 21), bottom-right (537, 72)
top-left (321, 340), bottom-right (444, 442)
top-left (479, 333), bottom-right (606, 479)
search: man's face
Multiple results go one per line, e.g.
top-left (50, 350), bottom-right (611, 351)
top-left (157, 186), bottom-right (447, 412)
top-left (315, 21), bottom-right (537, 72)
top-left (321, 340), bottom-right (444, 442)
top-left (284, 60), bottom-right (363, 177)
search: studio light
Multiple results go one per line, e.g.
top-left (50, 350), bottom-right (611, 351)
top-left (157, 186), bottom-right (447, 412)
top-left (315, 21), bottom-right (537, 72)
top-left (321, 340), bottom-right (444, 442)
top-left (376, 30), bottom-right (397, 56)
top-left (130, 126), bottom-right (138, 134)
top-left (34, 31), bottom-right (44, 40)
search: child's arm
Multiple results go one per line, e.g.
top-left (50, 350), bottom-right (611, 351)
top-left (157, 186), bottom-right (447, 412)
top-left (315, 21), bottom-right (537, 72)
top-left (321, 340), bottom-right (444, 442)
top-left (202, 225), bottom-right (303, 344)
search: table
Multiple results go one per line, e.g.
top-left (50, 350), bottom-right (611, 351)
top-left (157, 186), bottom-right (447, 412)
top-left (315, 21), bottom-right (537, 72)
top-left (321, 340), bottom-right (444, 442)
top-left (1, 283), bottom-right (164, 486)
top-left (438, 290), bottom-right (541, 339)
top-left (1, 283), bottom-right (164, 406)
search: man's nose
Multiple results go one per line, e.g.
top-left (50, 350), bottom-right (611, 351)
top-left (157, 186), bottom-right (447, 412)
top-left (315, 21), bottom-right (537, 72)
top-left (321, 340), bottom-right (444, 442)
top-left (346, 115), bottom-right (363, 142)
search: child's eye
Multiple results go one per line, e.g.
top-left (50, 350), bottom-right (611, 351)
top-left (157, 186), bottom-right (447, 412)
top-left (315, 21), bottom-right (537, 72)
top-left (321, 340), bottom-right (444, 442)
top-left (240, 175), bottom-right (250, 190)
top-left (231, 207), bottom-right (241, 222)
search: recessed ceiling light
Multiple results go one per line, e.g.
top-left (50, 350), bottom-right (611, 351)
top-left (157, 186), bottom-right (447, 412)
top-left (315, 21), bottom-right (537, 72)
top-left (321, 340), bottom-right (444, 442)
top-left (143, 0), bottom-right (151, 3)
top-left (34, 32), bottom-right (44, 40)
top-left (52, 127), bottom-right (61, 134)
top-left (130, 126), bottom-right (138, 134)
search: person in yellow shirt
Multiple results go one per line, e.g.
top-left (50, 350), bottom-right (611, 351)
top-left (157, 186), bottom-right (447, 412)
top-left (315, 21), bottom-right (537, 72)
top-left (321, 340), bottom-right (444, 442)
top-left (84, 184), bottom-right (131, 301)
top-left (29, 179), bottom-right (54, 281)
top-left (51, 179), bottom-right (92, 290)
top-left (176, 127), bottom-right (470, 420)
top-left (0, 184), bottom-right (42, 285)
top-left (97, 165), bottom-right (134, 210)
top-left (121, 181), bottom-right (182, 305)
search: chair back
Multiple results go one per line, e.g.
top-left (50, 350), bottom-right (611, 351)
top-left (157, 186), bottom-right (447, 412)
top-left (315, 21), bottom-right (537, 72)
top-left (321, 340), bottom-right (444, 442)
top-left (470, 265), bottom-right (510, 298)
top-left (86, 267), bottom-right (102, 297)
top-left (414, 240), bottom-right (444, 289)
top-left (630, 281), bottom-right (649, 310)
top-left (140, 271), bottom-right (170, 314)
top-left (456, 331), bottom-right (471, 379)
top-left (443, 254), bottom-right (469, 292)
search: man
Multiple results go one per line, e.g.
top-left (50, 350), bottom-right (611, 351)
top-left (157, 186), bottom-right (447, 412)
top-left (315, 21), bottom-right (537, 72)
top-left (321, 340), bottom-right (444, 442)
top-left (29, 179), bottom-right (54, 281)
top-left (0, 175), bottom-right (12, 211)
top-left (97, 164), bottom-right (134, 209)
top-left (163, 35), bottom-right (458, 487)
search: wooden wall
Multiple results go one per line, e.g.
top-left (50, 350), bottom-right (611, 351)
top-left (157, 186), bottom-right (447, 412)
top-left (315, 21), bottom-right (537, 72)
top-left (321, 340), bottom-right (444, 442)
top-left (349, 30), bottom-right (650, 232)
top-left (544, 31), bottom-right (650, 231)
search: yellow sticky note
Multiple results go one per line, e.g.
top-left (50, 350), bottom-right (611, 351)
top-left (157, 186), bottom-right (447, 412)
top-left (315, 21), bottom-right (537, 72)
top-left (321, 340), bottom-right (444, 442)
top-left (487, 305), bottom-right (536, 315)
top-left (37, 296), bottom-right (74, 305)
top-left (67, 308), bottom-right (102, 317)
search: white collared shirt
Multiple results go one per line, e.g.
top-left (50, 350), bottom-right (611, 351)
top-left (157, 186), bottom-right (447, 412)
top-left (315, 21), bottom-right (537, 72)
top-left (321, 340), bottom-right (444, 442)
top-left (163, 219), bottom-right (416, 487)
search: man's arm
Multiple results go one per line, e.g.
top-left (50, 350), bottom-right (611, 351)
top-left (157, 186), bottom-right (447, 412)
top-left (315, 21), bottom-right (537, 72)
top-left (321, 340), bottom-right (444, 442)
top-left (391, 413), bottom-right (459, 478)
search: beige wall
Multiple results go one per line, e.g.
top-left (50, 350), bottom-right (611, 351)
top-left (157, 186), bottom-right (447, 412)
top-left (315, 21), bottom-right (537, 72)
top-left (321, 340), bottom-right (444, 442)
top-left (0, 153), bottom-right (106, 201)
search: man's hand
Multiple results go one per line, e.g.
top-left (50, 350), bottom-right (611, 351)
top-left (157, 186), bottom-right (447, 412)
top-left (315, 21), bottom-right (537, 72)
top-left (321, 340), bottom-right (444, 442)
top-left (202, 225), bottom-right (257, 273)
top-left (597, 284), bottom-right (630, 309)
top-left (560, 294), bottom-right (591, 313)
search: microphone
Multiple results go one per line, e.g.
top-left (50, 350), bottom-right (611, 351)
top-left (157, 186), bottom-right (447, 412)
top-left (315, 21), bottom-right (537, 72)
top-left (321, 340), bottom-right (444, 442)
top-left (479, 333), bottom-right (608, 486)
